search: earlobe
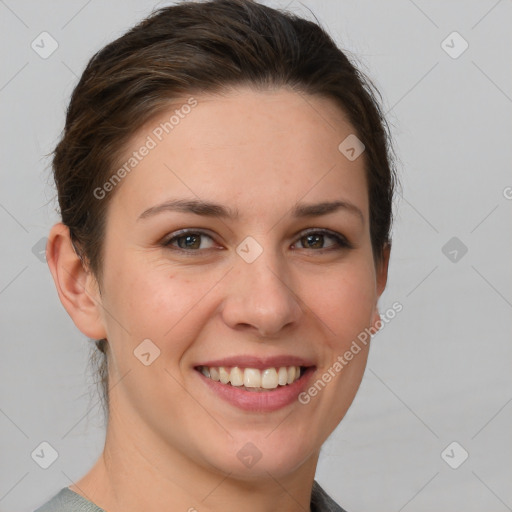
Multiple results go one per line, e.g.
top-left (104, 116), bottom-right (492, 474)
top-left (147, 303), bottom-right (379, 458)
top-left (376, 243), bottom-right (391, 298)
top-left (371, 307), bottom-right (382, 334)
top-left (371, 243), bottom-right (391, 333)
top-left (46, 223), bottom-right (107, 340)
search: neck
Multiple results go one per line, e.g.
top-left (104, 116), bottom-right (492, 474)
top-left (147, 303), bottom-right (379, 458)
top-left (69, 403), bottom-right (319, 512)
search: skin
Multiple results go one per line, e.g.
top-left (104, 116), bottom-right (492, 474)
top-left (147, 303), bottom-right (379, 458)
top-left (47, 86), bottom-right (389, 512)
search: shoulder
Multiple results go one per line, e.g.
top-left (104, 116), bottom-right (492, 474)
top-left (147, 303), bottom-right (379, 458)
top-left (34, 487), bottom-right (105, 512)
top-left (36, 482), bottom-right (344, 512)
top-left (311, 480), bottom-right (349, 512)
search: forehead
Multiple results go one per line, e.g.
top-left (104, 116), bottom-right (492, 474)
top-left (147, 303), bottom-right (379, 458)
top-left (109, 87), bottom-right (368, 222)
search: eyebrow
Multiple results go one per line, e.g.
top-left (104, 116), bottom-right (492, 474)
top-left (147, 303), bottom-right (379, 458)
top-left (137, 198), bottom-right (364, 223)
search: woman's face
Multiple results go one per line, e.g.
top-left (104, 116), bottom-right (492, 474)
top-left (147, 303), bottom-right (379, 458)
top-left (92, 87), bottom-right (388, 479)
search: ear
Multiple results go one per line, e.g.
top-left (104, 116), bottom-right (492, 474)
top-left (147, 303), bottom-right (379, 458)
top-left (371, 243), bottom-right (391, 329)
top-left (46, 223), bottom-right (107, 340)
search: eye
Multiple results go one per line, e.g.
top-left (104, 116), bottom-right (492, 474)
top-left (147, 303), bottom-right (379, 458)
top-left (163, 230), bottom-right (216, 251)
top-left (162, 228), bottom-right (351, 254)
top-left (293, 229), bottom-right (351, 251)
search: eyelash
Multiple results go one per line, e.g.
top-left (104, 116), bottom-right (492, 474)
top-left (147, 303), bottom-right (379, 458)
top-left (162, 228), bottom-right (352, 254)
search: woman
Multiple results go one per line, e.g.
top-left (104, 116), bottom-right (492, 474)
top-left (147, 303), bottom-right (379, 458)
top-left (36, 0), bottom-right (395, 510)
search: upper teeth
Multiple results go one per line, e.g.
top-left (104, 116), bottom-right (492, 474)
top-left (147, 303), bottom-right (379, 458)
top-left (199, 366), bottom-right (302, 389)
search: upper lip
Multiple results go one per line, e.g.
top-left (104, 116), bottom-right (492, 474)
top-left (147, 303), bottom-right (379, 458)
top-left (195, 355), bottom-right (316, 370)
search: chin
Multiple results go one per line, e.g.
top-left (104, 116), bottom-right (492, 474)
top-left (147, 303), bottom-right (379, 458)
top-left (195, 428), bottom-right (318, 480)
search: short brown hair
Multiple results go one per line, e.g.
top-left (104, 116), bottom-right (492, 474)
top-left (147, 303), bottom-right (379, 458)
top-left (52, 0), bottom-right (396, 416)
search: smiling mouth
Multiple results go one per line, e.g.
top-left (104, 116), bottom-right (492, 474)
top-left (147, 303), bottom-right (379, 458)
top-left (195, 365), bottom-right (308, 392)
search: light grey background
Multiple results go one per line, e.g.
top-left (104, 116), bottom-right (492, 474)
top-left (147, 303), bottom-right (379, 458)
top-left (1, 1), bottom-right (511, 511)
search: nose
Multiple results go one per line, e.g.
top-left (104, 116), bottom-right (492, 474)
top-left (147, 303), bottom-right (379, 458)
top-left (220, 250), bottom-right (303, 338)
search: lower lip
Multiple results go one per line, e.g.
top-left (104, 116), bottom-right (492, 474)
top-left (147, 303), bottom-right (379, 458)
top-left (196, 367), bottom-right (316, 412)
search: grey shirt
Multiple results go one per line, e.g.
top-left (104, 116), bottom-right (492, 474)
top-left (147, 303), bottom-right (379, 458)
top-left (34, 480), bottom-right (347, 512)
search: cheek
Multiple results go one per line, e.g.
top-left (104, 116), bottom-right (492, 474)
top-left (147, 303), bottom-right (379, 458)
top-left (102, 258), bottom-right (222, 355)
top-left (306, 260), bottom-right (377, 346)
